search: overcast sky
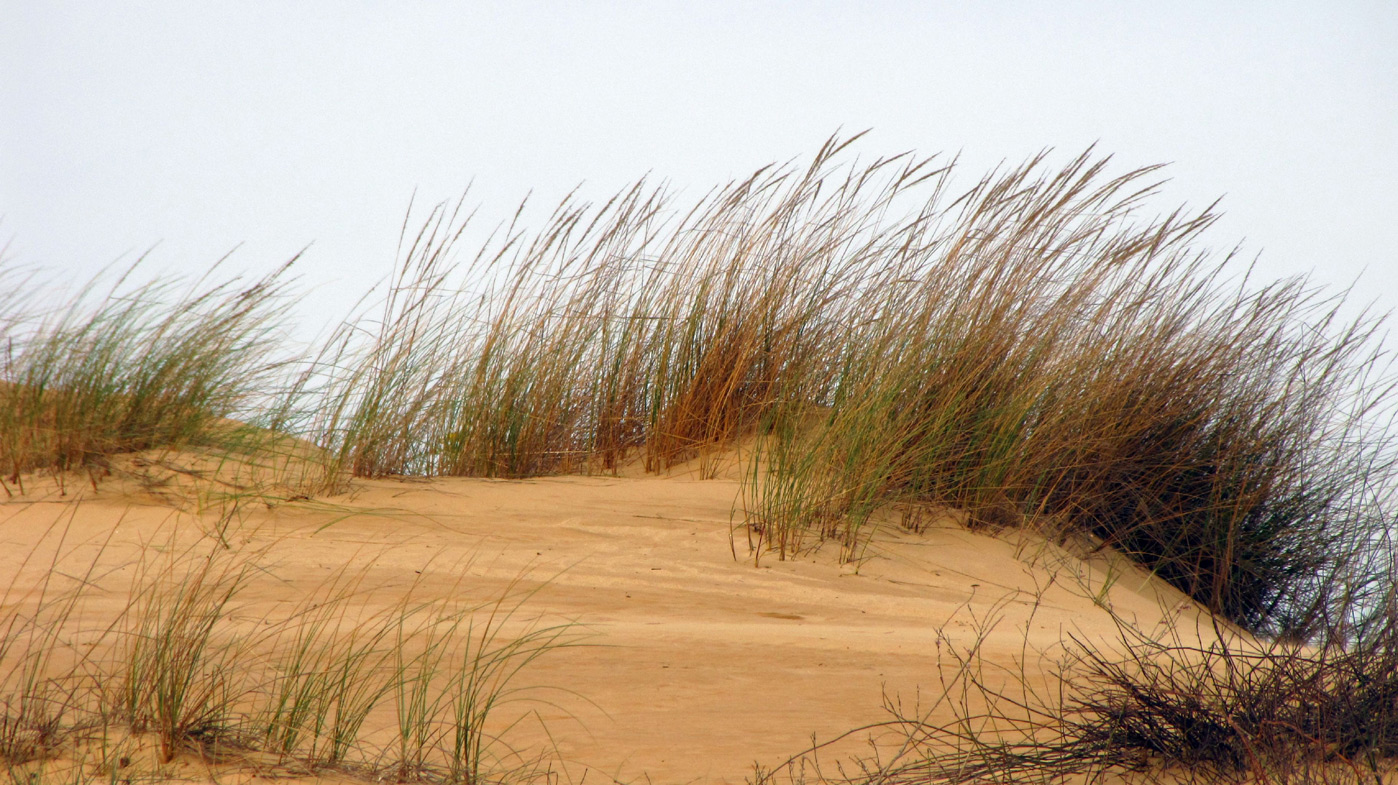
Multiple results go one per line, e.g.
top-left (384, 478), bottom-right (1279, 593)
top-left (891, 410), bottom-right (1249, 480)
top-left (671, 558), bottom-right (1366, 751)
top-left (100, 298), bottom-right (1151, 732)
top-left (3, 2), bottom-right (1395, 337)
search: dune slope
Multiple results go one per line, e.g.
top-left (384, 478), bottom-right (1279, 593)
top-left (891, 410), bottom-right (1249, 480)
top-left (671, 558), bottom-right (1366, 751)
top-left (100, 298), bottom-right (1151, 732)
top-left (0, 453), bottom-right (1214, 784)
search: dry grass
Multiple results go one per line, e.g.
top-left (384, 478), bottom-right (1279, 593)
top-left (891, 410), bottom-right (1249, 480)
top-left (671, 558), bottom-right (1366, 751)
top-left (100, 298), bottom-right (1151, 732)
top-left (751, 590), bottom-right (1398, 785)
top-left (271, 135), bottom-right (1397, 639)
top-left (0, 255), bottom-right (299, 494)
top-left (4, 135), bottom-right (1397, 781)
top-left (5, 136), bottom-right (1388, 637)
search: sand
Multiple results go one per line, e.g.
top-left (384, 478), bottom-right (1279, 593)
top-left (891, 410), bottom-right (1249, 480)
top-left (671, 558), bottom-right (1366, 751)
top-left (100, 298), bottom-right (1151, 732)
top-left (0, 450), bottom-right (1217, 784)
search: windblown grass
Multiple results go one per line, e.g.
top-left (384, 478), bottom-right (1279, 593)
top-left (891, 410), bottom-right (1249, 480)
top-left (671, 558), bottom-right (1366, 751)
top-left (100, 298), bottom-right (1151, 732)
top-left (3, 134), bottom-right (1393, 640)
top-left (279, 135), bottom-right (1395, 639)
top-left (4, 123), bottom-right (1397, 780)
top-left (0, 256), bottom-right (298, 493)
top-left (109, 539), bottom-right (255, 763)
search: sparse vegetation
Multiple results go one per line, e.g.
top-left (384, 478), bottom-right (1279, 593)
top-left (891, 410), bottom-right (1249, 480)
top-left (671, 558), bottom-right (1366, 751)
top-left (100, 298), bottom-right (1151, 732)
top-left (109, 540), bottom-right (254, 763)
top-left (0, 513), bottom-right (578, 784)
top-left (752, 592), bottom-right (1398, 785)
top-left (0, 508), bottom-right (103, 767)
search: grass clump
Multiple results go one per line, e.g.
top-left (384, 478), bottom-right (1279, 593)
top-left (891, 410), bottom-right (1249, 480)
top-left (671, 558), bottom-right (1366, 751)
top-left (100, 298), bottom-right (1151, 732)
top-left (292, 135), bottom-right (917, 483)
top-left (109, 542), bottom-right (254, 763)
top-left (754, 599), bottom-right (1398, 785)
top-left (0, 256), bottom-right (298, 493)
top-left (1055, 618), bottom-right (1398, 779)
top-left (731, 148), bottom-right (1395, 640)
top-left (379, 580), bottom-right (582, 784)
top-left (280, 135), bottom-right (1394, 638)
top-left (256, 570), bottom-right (395, 767)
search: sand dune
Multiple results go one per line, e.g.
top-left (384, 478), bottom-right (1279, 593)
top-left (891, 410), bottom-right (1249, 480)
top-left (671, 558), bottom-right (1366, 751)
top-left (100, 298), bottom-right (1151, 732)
top-left (0, 451), bottom-right (1218, 784)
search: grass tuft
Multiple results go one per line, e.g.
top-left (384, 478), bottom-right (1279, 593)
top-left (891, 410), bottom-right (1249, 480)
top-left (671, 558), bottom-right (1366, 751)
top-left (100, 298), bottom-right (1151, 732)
top-left (0, 256), bottom-right (298, 492)
top-left (755, 597), bottom-right (1398, 785)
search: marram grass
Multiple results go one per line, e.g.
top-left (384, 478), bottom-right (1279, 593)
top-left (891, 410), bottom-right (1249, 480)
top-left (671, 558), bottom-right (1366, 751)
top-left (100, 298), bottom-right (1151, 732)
top-left (288, 137), bottom-right (1396, 640)
top-left (3, 134), bottom-right (1394, 643)
top-left (0, 255), bottom-right (298, 492)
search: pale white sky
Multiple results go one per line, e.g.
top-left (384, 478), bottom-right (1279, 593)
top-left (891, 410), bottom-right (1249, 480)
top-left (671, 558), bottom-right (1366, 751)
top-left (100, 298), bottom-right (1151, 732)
top-left (3, 2), bottom-right (1395, 337)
